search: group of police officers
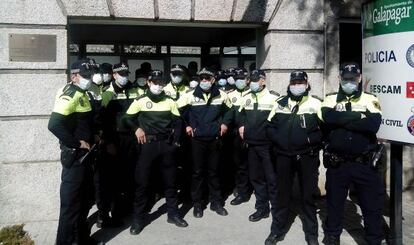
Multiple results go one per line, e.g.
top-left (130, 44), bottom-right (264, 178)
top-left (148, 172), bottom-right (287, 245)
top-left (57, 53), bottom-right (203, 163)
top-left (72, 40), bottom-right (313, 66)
top-left (48, 58), bottom-right (384, 245)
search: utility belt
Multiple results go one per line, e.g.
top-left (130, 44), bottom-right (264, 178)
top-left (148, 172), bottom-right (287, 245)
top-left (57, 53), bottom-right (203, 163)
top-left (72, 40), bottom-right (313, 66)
top-left (146, 134), bottom-right (170, 143)
top-left (60, 144), bottom-right (97, 168)
top-left (323, 143), bottom-right (385, 170)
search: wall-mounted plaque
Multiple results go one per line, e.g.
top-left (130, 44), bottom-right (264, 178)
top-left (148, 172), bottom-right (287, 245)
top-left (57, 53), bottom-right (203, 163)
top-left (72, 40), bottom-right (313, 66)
top-left (9, 34), bottom-right (57, 62)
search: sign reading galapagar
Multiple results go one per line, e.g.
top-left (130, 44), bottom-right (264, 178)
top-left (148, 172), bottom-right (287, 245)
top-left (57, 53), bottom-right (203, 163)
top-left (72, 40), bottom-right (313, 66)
top-left (362, 0), bottom-right (414, 144)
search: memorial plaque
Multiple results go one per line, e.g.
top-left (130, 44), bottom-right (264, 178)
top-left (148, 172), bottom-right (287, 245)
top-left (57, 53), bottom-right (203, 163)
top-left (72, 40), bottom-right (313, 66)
top-left (9, 34), bottom-right (57, 62)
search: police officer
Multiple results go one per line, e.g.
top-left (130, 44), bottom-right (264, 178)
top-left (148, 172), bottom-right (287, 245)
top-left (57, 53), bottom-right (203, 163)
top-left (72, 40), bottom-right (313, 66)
top-left (124, 70), bottom-right (188, 235)
top-left (265, 71), bottom-right (322, 245)
top-left (101, 63), bottom-right (114, 91)
top-left (100, 62), bottom-right (140, 219)
top-left (216, 70), bottom-right (232, 92)
top-left (319, 63), bottom-right (383, 245)
top-left (225, 68), bottom-right (237, 90)
top-left (164, 64), bottom-right (190, 101)
top-left (48, 59), bottom-right (103, 245)
top-left (238, 70), bottom-right (279, 223)
top-left (134, 69), bottom-right (149, 95)
top-left (178, 67), bottom-right (233, 218)
top-left (227, 67), bottom-right (252, 205)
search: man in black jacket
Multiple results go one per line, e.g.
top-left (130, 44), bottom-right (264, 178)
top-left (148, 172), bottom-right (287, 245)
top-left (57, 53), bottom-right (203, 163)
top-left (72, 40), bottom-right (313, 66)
top-left (266, 71), bottom-right (322, 245)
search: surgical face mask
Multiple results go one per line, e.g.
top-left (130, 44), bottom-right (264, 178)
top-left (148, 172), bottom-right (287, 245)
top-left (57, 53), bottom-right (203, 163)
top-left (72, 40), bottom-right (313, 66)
top-left (171, 74), bottom-right (183, 85)
top-left (235, 79), bottom-right (246, 90)
top-left (189, 80), bottom-right (199, 88)
top-left (137, 77), bottom-right (147, 87)
top-left (227, 76), bottom-right (235, 85)
top-left (218, 78), bottom-right (227, 87)
top-left (92, 73), bottom-right (103, 85)
top-left (340, 80), bottom-right (359, 95)
top-left (103, 73), bottom-right (112, 83)
top-left (78, 76), bottom-right (92, 91)
top-left (199, 81), bottom-right (212, 91)
top-left (249, 81), bottom-right (261, 92)
top-left (149, 84), bottom-right (164, 95)
top-left (289, 84), bottom-right (307, 96)
top-left (116, 75), bottom-right (128, 87)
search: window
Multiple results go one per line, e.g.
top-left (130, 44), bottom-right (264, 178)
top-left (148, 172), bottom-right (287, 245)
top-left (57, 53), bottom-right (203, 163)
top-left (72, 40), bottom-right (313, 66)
top-left (210, 47), bottom-right (220, 54)
top-left (123, 45), bottom-right (156, 54)
top-left (170, 46), bottom-right (201, 55)
top-left (223, 47), bottom-right (238, 55)
top-left (86, 44), bottom-right (114, 53)
top-left (240, 46), bottom-right (256, 55)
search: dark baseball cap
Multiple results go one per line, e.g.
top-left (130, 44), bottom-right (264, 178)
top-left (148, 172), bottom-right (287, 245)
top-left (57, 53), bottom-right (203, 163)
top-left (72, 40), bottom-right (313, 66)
top-left (233, 67), bottom-right (248, 79)
top-left (148, 70), bottom-right (166, 85)
top-left (113, 63), bottom-right (130, 76)
top-left (290, 70), bottom-right (308, 82)
top-left (100, 63), bottom-right (113, 74)
top-left (70, 58), bottom-right (95, 79)
top-left (249, 69), bottom-right (266, 82)
top-left (340, 62), bottom-right (361, 79)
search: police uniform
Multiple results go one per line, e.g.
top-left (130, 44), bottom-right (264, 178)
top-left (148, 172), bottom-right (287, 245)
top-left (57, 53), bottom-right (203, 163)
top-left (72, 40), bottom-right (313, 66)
top-left (48, 60), bottom-right (95, 245)
top-left (238, 70), bottom-right (279, 222)
top-left (178, 67), bottom-right (233, 217)
top-left (319, 63), bottom-right (384, 245)
top-left (226, 67), bottom-right (252, 205)
top-left (100, 63), bottom-right (140, 218)
top-left (125, 70), bottom-right (188, 235)
top-left (164, 64), bottom-right (191, 101)
top-left (266, 71), bottom-right (322, 245)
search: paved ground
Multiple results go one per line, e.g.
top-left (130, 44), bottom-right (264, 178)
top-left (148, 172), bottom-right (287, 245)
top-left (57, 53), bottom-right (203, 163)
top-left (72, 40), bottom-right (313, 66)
top-left (18, 188), bottom-right (414, 245)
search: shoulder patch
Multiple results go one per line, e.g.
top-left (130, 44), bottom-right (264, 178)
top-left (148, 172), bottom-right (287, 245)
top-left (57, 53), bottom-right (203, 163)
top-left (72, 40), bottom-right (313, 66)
top-left (270, 90), bottom-right (280, 97)
top-left (311, 95), bottom-right (323, 101)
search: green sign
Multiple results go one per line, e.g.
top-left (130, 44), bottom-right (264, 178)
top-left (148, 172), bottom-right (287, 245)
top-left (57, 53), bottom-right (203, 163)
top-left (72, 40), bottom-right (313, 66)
top-left (363, 0), bottom-right (414, 37)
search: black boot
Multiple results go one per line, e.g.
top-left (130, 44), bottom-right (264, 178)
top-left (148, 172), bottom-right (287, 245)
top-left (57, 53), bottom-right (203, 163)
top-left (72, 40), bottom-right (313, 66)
top-left (264, 233), bottom-right (285, 245)
top-left (230, 195), bottom-right (250, 205)
top-left (129, 223), bottom-right (145, 235)
top-left (210, 204), bottom-right (228, 216)
top-left (248, 209), bottom-right (269, 222)
top-left (167, 215), bottom-right (189, 227)
top-left (193, 205), bottom-right (204, 218)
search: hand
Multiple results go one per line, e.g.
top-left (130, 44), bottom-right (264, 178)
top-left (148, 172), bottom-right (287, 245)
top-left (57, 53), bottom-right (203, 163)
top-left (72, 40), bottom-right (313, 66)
top-left (220, 124), bottom-right (228, 136)
top-left (135, 128), bottom-right (146, 144)
top-left (79, 140), bottom-right (90, 150)
top-left (186, 126), bottom-right (194, 137)
top-left (238, 126), bottom-right (245, 140)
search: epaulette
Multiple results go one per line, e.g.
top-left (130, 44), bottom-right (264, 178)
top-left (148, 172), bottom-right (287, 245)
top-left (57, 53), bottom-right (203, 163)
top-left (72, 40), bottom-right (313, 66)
top-left (60, 84), bottom-right (77, 98)
top-left (135, 94), bottom-right (148, 101)
top-left (325, 92), bottom-right (338, 96)
top-left (311, 95), bottom-right (323, 101)
top-left (270, 90), bottom-right (280, 97)
top-left (363, 91), bottom-right (377, 97)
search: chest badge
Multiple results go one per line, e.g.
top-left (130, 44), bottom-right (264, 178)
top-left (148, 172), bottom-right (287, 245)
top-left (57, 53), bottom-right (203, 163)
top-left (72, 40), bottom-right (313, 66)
top-left (146, 101), bottom-right (153, 109)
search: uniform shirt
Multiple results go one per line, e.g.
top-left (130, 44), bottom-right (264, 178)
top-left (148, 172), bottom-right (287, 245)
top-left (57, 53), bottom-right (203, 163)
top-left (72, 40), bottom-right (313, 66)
top-left (227, 88), bottom-right (250, 129)
top-left (164, 82), bottom-right (191, 101)
top-left (318, 87), bottom-right (382, 157)
top-left (123, 91), bottom-right (181, 138)
top-left (178, 84), bottom-right (233, 140)
top-left (238, 87), bottom-right (279, 145)
top-left (100, 82), bottom-right (140, 141)
top-left (48, 83), bottom-right (93, 148)
top-left (267, 92), bottom-right (322, 155)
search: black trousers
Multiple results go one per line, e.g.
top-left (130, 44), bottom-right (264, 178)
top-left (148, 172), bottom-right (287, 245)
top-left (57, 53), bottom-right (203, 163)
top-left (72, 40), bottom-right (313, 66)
top-left (93, 147), bottom-right (116, 215)
top-left (56, 160), bottom-right (94, 245)
top-left (133, 140), bottom-right (178, 223)
top-left (248, 144), bottom-right (277, 212)
top-left (233, 135), bottom-right (251, 197)
top-left (271, 153), bottom-right (319, 239)
top-left (324, 161), bottom-right (384, 245)
top-left (191, 138), bottom-right (222, 206)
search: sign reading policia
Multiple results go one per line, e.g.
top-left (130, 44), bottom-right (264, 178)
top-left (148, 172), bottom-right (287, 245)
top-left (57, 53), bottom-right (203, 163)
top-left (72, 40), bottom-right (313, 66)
top-left (363, 0), bottom-right (414, 144)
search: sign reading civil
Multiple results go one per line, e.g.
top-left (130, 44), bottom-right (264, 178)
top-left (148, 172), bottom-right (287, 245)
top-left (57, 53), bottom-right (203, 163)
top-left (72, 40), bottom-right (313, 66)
top-left (363, 0), bottom-right (414, 144)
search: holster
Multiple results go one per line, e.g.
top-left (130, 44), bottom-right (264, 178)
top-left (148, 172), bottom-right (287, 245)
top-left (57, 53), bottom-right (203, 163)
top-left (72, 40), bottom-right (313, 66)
top-left (60, 145), bottom-right (88, 168)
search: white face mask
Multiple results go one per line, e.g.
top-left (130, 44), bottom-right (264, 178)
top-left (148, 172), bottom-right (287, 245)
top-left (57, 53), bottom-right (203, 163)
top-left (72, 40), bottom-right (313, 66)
top-left (227, 76), bottom-right (235, 85)
top-left (103, 73), bottom-right (112, 83)
top-left (340, 80), bottom-right (359, 95)
top-left (149, 84), bottom-right (164, 95)
top-left (235, 79), bottom-right (246, 90)
top-left (171, 74), bottom-right (183, 85)
top-left (137, 78), bottom-right (147, 87)
top-left (218, 78), bottom-right (227, 87)
top-left (92, 73), bottom-right (103, 85)
top-left (249, 81), bottom-right (261, 92)
top-left (189, 80), bottom-right (199, 88)
top-left (200, 81), bottom-right (212, 91)
top-left (116, 75), bottom-right (128, 87)
top-left (78, 76), bottom-right (92, 91)
top-left (289, 84), bottom-right (307, 96)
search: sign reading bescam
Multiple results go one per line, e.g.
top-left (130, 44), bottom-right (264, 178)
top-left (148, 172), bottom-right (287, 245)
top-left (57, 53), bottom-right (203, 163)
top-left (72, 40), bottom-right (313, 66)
top-left (363, 0), bottom-right (414, 144)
